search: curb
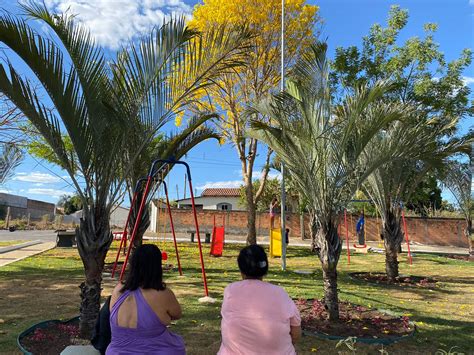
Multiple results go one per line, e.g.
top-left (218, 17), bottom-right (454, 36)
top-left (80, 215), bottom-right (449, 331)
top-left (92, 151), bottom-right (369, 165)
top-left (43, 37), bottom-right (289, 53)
top-left (0, 240), bottom-right (42, 254)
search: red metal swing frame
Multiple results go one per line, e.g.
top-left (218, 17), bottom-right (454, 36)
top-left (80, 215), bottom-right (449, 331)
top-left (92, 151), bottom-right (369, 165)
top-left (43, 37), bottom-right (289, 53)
top-left (111, 159), bottom-right (209, 297)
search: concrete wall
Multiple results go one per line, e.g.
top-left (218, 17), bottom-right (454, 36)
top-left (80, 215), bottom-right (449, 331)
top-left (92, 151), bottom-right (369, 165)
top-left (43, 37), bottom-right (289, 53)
top-left (152, 208), bottom-right (469, 248)
top-left (61, 206), bottom-right (130, 228)
top-left (0, 193), bottom-right (54, 220)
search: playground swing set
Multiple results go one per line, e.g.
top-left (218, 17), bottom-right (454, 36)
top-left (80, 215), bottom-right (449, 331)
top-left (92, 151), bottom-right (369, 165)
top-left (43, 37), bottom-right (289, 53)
top-left (111, 159), bottom-right (215, 303)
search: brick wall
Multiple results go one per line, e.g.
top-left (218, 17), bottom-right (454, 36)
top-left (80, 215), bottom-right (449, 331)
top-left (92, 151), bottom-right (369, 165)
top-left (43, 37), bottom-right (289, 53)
top-left (153, 208), bottom-right (468, 248)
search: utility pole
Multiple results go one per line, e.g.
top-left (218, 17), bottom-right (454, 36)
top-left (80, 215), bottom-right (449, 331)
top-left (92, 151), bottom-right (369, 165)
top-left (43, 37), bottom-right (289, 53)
top-left (280, 0), bottom-right (287, 271)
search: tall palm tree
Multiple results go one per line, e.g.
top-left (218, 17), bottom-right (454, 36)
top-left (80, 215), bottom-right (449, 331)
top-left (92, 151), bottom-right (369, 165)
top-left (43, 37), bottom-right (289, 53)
top-left (442, 159), bottom-right (473, 255)
top-left (363, 119), bottom-right (470, 281)
top-left (248, 42), bottom-right (411, 320)
top-left (0, 2), bottom-right (249, 337)
top-left (127, 113), bottom-right (221, 247)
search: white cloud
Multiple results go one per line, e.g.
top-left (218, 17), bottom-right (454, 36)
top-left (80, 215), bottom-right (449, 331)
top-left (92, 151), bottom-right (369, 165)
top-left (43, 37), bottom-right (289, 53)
top-left (253, 171), bottom-right (282, 181)
top-left (14, 172), bottom-right (61, 184)
top-left (0, 189), bottom-right (10, 194)
top-left (462, 76), bottom-right (474, 86)
top-left (27, 188), bottom-right (73, 198)
top-left (234, 170), bottom-right (282, 181)
top-left (41, 0), bottom-right (192, 49)
top-left (196, 180), bottom-right (243, 190)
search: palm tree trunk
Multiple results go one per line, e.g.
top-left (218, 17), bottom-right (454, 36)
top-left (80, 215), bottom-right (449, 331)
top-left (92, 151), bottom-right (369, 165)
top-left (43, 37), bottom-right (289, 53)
top-left (76, 209), bottom-right (113, 339)
top-left (128, 193), bottom-right (150, 249)
top-left (314, 218), bottom-right (341, 320)
top-left (309, 213), bottom-right (319, 253)
top-left (382, 208), bottom-right (404, 282)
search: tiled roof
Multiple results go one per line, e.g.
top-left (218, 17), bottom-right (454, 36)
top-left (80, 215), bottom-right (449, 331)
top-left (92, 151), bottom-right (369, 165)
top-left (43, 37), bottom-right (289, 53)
top-left (201, 188), bottom-right (241, 197)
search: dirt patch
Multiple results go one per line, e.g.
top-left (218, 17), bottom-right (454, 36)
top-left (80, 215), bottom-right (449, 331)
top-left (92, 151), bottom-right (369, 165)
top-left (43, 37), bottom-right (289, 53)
top-left (19, 319), bottom-right (80, 355)
top-left (103, 261), bottom-right (124, 274)
top-left (350, 272), bottom-right (437, 288)
top-left (103, 261), bottom-right (177, 275)
top-left (445, 254), bottom-right (474, 262)
top-left (296, 299), bottom-right (414, 341)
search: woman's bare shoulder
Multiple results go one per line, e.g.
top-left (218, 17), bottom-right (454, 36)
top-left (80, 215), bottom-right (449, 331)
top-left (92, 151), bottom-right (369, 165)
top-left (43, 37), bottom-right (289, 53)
top-left (112, 282), bottom-right (124, 295)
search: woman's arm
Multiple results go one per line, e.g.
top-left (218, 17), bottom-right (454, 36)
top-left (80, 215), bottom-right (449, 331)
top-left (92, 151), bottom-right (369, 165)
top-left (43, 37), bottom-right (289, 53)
top-left (290, 325), bottom-right (302, 344)
top-left (165, 288), bottom-right (182, 320)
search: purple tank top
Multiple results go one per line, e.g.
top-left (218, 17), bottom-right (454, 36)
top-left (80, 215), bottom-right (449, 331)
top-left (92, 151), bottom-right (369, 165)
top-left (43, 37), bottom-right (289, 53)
top-left (106, 288), bottom-right (185, 354)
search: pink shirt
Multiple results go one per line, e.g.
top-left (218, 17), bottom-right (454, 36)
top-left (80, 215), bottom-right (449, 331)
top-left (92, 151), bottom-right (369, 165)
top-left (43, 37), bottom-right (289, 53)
top-left (218, 279), bottom-right (301, 355)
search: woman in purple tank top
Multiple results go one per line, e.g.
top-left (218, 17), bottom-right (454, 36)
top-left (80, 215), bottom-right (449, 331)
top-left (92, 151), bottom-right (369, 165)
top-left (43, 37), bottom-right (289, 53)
top-left (107, 244), bottom-right (185, 354)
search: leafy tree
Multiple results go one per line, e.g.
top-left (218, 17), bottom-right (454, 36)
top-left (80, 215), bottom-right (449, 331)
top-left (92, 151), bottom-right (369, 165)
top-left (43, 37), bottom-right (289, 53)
top-left (249, 42), bottom-right (410, 319)
top-left (406, 174), bottom-right (442, 216)
top-left (188, 0), bottom-right (321, 244)
top-left (0, 2), bottom-right (248, 338)
top-left (238, 177), bottom-right (300, 213)
top-left (58, 194), bottom-right (83, 215)
top-left (331, 6), bottom-right (472, 121)
top-left (442, 159), bottom-right (473, 255)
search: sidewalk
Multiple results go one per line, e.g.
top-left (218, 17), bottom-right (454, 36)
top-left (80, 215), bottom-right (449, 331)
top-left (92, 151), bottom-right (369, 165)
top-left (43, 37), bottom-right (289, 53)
top-left (0, 241), bottom-right (56, 267)
top-left (143, 234), bottom-right (469, 255)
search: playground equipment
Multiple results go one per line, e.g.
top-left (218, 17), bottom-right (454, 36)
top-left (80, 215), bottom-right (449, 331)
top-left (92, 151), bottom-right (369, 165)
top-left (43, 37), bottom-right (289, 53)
top-left (111, 159), bottom-right (212, 300)
top-left (210, 215), bottom-right (225, 257)
top-left (269, 228), bottom-right (282, 257)
top-left (342, 203), bottom-right (412, 265)
top-left (401, 208), bottom-right (413, 265)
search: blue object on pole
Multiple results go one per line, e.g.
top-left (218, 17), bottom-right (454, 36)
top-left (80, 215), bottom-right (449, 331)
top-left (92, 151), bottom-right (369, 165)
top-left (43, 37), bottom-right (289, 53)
top-left (356, 215), bottom-right (365, 233)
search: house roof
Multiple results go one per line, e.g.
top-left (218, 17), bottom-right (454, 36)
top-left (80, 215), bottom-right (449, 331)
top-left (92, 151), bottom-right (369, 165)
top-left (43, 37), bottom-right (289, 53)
top-left (201, 188), bottom-right (241, 197)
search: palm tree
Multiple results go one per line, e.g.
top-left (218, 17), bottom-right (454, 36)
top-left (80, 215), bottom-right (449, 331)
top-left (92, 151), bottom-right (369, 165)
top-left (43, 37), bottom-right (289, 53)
top-left (127, 114), bottom-right (221, 247)
top-left (0, 2), bottom-right (249, 337)
top-left (363, 119), bottom-right (470, 281)
top-left (248, 42), bottom-right (411, 320)
top-left (442, 158), bottom-right (473, 255)
top-left (0, 143), bottom-right (23, 185)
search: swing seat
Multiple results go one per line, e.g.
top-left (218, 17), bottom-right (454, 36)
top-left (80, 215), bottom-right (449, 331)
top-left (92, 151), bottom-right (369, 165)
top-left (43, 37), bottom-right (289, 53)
top-left (353, 243), bottom-right (368, 253)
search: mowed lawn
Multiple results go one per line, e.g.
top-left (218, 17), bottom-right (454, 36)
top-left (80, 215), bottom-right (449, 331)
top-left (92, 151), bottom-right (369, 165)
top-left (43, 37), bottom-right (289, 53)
top-left (0, 241), bottom-right (473, 354)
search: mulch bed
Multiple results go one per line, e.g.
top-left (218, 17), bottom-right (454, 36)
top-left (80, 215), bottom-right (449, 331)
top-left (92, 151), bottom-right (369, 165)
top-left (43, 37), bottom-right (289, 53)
top-left (445, 254), bottom-right (474, 262)
top-left (350, 272), bottom-right (437, 288)
top-left (20, 319), bottom-right (81, 355)
top-left (296, 299), bottom-right (414, 341)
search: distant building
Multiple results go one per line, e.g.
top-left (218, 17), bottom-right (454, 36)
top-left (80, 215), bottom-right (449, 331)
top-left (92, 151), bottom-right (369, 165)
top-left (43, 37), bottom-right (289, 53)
top-left (62, 206), bottom-right (130, 228)
top-left (177, 188), bottom-right (245, 211)
top-left (0, 192), bottom-right (55, 220)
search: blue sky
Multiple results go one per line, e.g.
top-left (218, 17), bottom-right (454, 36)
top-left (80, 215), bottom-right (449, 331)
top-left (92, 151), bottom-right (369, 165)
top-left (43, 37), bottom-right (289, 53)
top-left (0, 0), bottom-right (472, 205)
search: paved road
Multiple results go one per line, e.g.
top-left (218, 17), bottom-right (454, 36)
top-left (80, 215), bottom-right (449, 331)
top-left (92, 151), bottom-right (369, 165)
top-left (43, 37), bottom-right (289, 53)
top-left (0, 229), bottom-right (57, 242)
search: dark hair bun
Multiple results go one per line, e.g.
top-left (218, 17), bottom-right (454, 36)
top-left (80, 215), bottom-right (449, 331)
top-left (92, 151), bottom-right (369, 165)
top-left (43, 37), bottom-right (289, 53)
top-left (237, 245), bottom-right (268, 278)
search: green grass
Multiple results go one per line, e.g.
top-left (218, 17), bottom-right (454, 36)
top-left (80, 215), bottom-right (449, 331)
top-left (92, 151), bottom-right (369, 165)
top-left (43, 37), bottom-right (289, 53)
top-left (0, 241), bottom-right (473, 354)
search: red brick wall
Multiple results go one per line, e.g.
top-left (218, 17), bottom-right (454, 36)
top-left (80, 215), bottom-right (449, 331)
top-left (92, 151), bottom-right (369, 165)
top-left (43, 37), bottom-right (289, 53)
top-left (154, 209), bottom-right (468, 248)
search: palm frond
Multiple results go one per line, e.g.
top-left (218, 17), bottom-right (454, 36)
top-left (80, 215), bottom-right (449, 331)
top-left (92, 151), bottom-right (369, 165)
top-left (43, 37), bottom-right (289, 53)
top-left (0, 143), bottom-right (23, 185)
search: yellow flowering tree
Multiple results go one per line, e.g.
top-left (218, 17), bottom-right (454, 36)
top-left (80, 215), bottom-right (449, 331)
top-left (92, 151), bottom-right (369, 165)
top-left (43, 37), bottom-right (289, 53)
top-left (189, 0), bottom-right (321, 244)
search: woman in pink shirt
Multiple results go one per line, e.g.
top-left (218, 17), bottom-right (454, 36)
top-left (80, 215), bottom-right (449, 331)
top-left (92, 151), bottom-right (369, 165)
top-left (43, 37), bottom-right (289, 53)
top-left (218, 245), bottom-right (301, 355)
